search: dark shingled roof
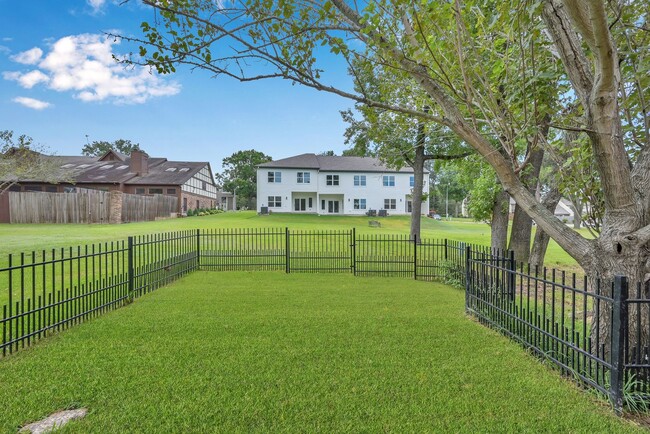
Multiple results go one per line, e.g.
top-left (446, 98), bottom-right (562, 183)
top-left (5, 152), bottom-right (212, 186)
top-left (258, 153), bottom-right (427, 173)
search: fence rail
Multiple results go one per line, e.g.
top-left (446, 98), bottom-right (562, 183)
top-left (1, 227), bottom-right (649, 414)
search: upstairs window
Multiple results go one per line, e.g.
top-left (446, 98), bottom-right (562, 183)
top-left (326, 175), bottom-right (339, 186)
top-left (268, 171), bottom-right (282, 183)
top-left (383, 175), bottom-right (395, 187)
top-left (354, 175), bottom-right (366, 186)
top-left (297, 172), bottom-right (311, 184)
top-left (410, 176), bottom-right (415, 187)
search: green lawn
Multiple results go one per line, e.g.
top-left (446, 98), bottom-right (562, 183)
top-left (0, 211), bottom-right (580, 268)
top-left (0, 272), bottom-right (641, 432)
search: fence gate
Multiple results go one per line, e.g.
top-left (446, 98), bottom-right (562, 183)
top-left (287, 229), bottom-right (353, 273)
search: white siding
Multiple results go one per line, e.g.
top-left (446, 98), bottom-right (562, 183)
top-left (257, 166), bottom-right (429, 215)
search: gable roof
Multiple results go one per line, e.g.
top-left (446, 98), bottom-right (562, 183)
top-left (258, 153), bottom-right (427, 173)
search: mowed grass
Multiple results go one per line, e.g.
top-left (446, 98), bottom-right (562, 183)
top-left (0, 211), bottom-right (580, 267)
top-left (0, 272), bottom-right (640, 432)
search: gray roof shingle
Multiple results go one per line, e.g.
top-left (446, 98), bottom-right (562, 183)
top-left (258, 153), bottom-right (426, 173)
top-left (5, 152), bottom-right (212, 186)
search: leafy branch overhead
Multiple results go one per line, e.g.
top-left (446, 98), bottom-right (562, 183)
top-left (117, 0), bottom-right (650, 283)
top-left (0, 130), bottom-right (73, 193)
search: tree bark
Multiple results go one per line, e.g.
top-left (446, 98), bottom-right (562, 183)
top-left (491, 188), bottom-right (509, 251)
top-left (569, 196), bottom-right (583, 230)
top-left (530, 187), bottom-right (562, 268)
top-left (409, 113), bottom-right (427, 241)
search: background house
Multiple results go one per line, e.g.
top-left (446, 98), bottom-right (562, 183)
top-left (4, 149), bottom-right (218, 214)
top-left (256, 154), bottom-right (429, 215)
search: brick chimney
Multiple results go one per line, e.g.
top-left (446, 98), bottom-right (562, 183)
top-left (130, 150), bottom-right (149, 174)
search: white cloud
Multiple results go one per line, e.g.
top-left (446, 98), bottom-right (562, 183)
top-left (11, 47), bottom-right (43, 65)
top-left (12, 97), bottom-right (52, 110)
top-left (87, 0), bottom-right (107, 13)
top-left (4, 70), bottom-right (49, 88)
top-left (3, 34), bottom-right (181, 104)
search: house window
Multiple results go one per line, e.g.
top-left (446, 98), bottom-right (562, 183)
top-left (268, 171), bottom-right (282, 183)
top-left (410, 176), bottom-right (415, 187)
top-left (294, 198), bottom-right (306, 211)
top-left (384, 199), bottom-right (396, 210)
top-left (297, 172), bottom-right (311, 184)
top-left (149, 188), bottom-right (163, 194)
top-left (135, 188), bottom-right (145, 194)
top-left (354, 175), bottom-right (366, 186)
top-left (166, 188), bottom-right (176, 195)
top-left (321, 199), bottom-right (325, 210)
top-left (308, 197), bottom-right (313, 208)
top-left (202, 181), bottom-right (207, 190)
top-left (354, 199), bottom-right (367, 210)
top-left (326, 175), bottom-right (339, 186)
top-left (383, 175), bottom-right (395, 187)
top-left (268, 196), bottom-right (282, 207)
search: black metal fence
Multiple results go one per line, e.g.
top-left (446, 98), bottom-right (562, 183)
top-left (464, 245), bottom-right (650, 413)
top-left (1, 230), bottom-right (198, 355)
top-left (1, 227), bottom-right (648, 414)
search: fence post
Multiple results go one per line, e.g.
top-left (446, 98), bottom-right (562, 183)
top-left (127, 236), bottom-right (134, 297)
top-left (196, 229), bottom-right (201, 270)
top-left (508, 250), bottom-right (516, 301)
top-left (465, 244), bottom-right (471, 311)
top-left (413, 233), bottom-right (418, 280)
top-left (610, 275), bottom-right (629, 415)
top-left (285, 227), bottom-right (290, 274)
top-left (351, 228), bottom-right (356, 275)
top-left (444, 238), bottom-right (448, 261)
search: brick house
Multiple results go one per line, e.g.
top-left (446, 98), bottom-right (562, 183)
top-left (5, 150), bottom-right (219, 213)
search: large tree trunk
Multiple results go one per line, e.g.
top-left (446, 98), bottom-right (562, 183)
top-left (409, 115), bottom-right (427, 241)
top-left (509, 205), bottom-right (533, 263)
top-left (491, 188), bottom-right (509, 251)
top-left (530, 187), bottom-right (562, 268)
top-left (410, 144), bottom-right (425, 241)
top-left (507, 138), bottom-right (546, 264)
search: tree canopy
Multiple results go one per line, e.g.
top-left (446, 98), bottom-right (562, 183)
top-left (0, 130), bottom-right (70, 193)
top-left (220, 149), bottom-right (272, 210)
top-left (120, 0), bottom-right (650, 283)
top-left (82, 139), bottom-right (141, 157)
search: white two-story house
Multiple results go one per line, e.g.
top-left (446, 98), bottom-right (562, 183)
top-left (256, 154), bottom-right (429, 215)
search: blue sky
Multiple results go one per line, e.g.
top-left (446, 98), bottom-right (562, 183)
top-left (0, 0), bottom-right (355, 172)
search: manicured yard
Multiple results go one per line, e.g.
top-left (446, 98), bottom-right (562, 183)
top-left (0, 211), bottom-right (580, 267)
top-left (0, 272), bottom-right (640, 432)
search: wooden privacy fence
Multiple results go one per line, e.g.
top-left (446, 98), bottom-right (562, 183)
top-left (7, 189), bottom-right (110, 224)
top-left (121, 193), bottom-right (178, 223)
top-left (2, 190), bottom-right (178, 224)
